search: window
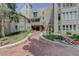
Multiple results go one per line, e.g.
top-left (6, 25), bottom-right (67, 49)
top-left (58, 3), bottom-right (61, 7)
top-left (65, 12), bottom-right (68, 20)
top-left (73, 25), bottom-right (76, 30)
top-left (63, 25), bottom-right (65, 30)
top-left (15, 19), bottom-right (19, 23)
top-left (33, 12), bottom-right (37, 17)
top-left (70, 12), bottom-right (72, 20)
top-left (63, 13), bottom-right (65, 20)
top-left (58, 14), bottom-right (61, 21)
top-left (72, 12), bottom-right (74, 20)
top-left (70, 25), bottom-right (72, 30)
top-left (68, 12), bottom-right (71, 20)
top-left (73, 3), bottom-right (76, 6)
top-left (63, 3), bottom-right (65, 8)
top-left (76, 12), bottom-right (78, 20)
top-left (66, 3), bottom-right (69, 7)
top-left (62, 11), bottom-right (78, 20)
top-left (74, 11), bottom-right (76, 19)
top-left (67, 12), bottom-right (69, 20)
top-left (70, 3), bottom-right (73, 7)
top-left (58, 25), bottom-right (61, 31)
top-left (15, 25), bottom-right (18, 30)
top-left (66, 25), bottom-right (68, 30)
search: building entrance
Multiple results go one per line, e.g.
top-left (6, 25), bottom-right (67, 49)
top-left (31, 25), bottom-right (44, 31)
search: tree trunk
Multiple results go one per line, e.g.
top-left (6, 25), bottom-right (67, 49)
top-left (7, 20), bottom-right (11, 35)
top-left (1, 18), bottom-right (5, 36)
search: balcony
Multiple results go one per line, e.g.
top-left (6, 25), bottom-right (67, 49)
top-left (31, 18), bottom-right (44, 25)
top-left (31, 18), bottom-right (40, 22)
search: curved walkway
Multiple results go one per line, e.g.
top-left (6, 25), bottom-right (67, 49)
top-left (0, 32), bottom-right (79, 56)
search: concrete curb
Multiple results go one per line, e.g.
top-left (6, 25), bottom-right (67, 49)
top-left (40, 33), bottom-right (79, 51)
top-left (0, 33), bottom-right (32, 49)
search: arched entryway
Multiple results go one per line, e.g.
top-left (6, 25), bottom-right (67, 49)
top-left (31, 25), bottom-right (44, 31)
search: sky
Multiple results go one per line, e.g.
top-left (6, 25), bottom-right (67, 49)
top-left (32, 3), bottom-right (50, 11)
top-left (16, 3), bottom-right (50, 12)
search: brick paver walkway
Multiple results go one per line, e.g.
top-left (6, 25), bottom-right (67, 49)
top-left (0, 32), bottom-right (79, 56)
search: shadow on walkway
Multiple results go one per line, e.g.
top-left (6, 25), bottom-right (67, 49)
top-left (22, 37), bottom-right (79, 56)
top-left (22, 38), bottom-right (54, 56)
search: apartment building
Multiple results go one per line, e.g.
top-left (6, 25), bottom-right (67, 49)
top-left (54, 3), bottom-right (79, 34)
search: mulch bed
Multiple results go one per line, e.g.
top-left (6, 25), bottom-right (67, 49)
top-left (56, 38), bottom-right (79, 45)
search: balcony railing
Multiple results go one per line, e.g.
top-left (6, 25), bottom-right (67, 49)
top-left (31, 18), bottom-right (40, 22)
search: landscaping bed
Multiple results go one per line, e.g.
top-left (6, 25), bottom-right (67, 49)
top-left (68, 34), bottom-right (79, 45)
top-left (43, 32), bottom-right (79, 46)
top-left (0, 30), bottom-right (31, 47)
top-left (43, 32), bottom-right (65, 43)
top-left (43, 34), bottom-right (64, 41)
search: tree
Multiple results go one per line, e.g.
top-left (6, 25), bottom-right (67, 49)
top-left (6, 3), bottom-right (18, 22)
top-left (0, 3), bottom-right (19, 36)
top-left (0, 3), bottom-right (29, 36)
top-left (6, 3), bottom-right (16, 11)
top-left (0, 4), bottom-right (11, 36)
top-left (7, 3), bottom-right (30, 32)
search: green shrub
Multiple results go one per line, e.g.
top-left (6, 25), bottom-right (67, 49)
top-left (55, 35), bottom-right (64, 40)
top-left (74, 35), bottom-right (79, 39)
top-left (69, 34), bottom-right (79, 41)
top-left (66, 32), bottom-right (72, 35)
top-left (43, 32), bottom-right (49, 36)
top-left (43, 33), bottom-right (64, 41)
top-left (43, 34), bottom-right (56, 40)
top-left (73, 34), bottom-right (77, 36)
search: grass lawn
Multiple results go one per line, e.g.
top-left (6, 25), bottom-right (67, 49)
top-left (0, 30), bottom-right (31, 46)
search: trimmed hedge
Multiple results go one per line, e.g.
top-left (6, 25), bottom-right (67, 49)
top-left (43, 34), bottom-right (64, 41)
top-left (55, 35), bottom-right (64, 40)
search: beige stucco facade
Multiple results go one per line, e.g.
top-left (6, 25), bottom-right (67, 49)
top-left (20, 3), bottom-right (33, 19)
top-left (0, 3), bottom-right (33, 35)
top-left (54, 3), bottom-right (79, 34)
top-left (30, 6), bottom-right (54, 31)
top-left (3, 3), bottom-right (79, 35)
top-left (17, 3), bottom-right (33, 32)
